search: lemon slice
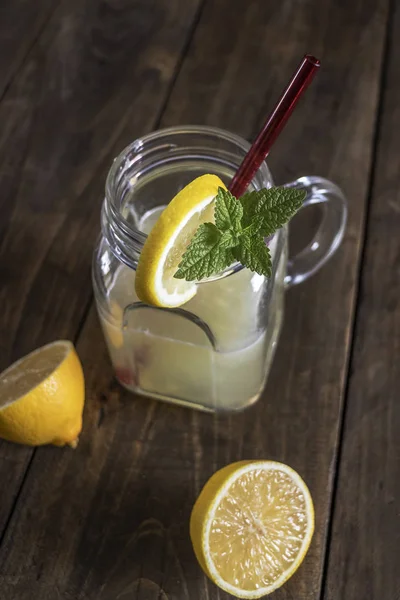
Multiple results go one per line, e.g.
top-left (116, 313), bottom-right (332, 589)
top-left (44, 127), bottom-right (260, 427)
top-left (190, 460), bottom-right (314, 598)
top-left (0, 341), bottom-right (85, 447)
top-left (135, 174), bottom-right (226, 307)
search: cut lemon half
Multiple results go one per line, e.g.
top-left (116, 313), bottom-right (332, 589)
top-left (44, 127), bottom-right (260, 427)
top-left (190, 460), bottom-right (314, 598)
top-left (0, 341), bottom-right (85, 447)
top-left (135, 174), bottom-right (226, 307)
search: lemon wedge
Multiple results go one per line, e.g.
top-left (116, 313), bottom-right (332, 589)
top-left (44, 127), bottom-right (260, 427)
top-left (0, 341), bottom-right (85, 447)
top-left (135, 174), bottom-right (226, 307)
top-left (190, 460), bottom-right (314, 598)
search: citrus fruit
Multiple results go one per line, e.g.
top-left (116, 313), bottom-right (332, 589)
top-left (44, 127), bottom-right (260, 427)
top-left (135, 174), bottom-right (226, 307)
top-left (190, 460), bottom-right (314, 598)
top-left (0, 340), bottom-right (85, 447)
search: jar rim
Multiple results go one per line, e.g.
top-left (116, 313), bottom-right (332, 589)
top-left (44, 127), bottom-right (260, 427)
top-left (103, 125), bottom-right (274, 277)
top-left (106, 125), bottom-right (273, 218)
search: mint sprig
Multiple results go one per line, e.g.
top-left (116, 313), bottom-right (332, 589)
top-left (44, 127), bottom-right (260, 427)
top-left (174, 186), bottom-right (306, 281)
top-left (233, 234), bottom-right (272, 277)
top-left (174, 223), bottom-right (236, 281)
top-left (214, 187), bottom-right (243, 232)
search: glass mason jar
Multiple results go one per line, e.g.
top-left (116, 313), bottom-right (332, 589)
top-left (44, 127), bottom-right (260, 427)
top-left (92, 126), bottom-right (347, 412)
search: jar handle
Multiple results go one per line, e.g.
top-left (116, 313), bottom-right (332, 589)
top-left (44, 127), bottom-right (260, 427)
top-left (282, 176), bottom-right (347, 287)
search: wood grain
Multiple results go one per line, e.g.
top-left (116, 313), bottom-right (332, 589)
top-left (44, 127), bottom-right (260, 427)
top-left (323, 1), bottom-right (400, 598)
top-left (0, 0), bottom-right (203, 537)
top-left (0, 0), bottom-right (390, 599)
top-left (0, 0), bottom-right (60, 98)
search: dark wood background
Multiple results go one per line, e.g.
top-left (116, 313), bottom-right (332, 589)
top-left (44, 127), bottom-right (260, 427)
top-left (0, 0), bottom-right (399, 599)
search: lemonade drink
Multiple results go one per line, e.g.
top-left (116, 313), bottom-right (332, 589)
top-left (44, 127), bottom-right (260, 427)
top-left (93, 128), bottom-right (346, 411)
top-left (93, 127), bottom-right (288, 412)
top-left (97, 205), bottom-right (286, 411)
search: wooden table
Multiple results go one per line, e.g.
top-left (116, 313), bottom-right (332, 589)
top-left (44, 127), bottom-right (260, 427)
top-left (0, 1), bottom-right (399, 598)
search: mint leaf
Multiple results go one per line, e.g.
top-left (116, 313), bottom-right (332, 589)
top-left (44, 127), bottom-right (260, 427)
top-left (242, 187), bottom-right (306, 236)
top-left (174, 185), bottom-right (305, 282)
top-left (233, 234), bottom-right (272, 277)
top-left (174, 223), bottom-right (235, 281)
top-left (214, 187), bottom-right (243, 232)
top-left (239, 190), bottom-right (259, 225)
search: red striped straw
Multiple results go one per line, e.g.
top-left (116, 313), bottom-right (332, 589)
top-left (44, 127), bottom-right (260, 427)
top-left (229, 54), bottom-right (320, 197)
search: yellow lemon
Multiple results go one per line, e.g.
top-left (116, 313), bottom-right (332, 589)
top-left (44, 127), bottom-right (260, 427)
top-left (190, 460), bottom-right (314, 598)
top-left (135, 174), bottom-right (226, 307)
top-left (0, 340), bottom-right (85, 447)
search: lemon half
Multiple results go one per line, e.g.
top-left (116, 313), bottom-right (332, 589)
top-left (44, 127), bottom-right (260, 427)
top-left (190, 460), bottom-right (314, 598)
top-left (0, 340), bottom-right (85, 447)
top-left (135, 174), bottom-right (226, 307)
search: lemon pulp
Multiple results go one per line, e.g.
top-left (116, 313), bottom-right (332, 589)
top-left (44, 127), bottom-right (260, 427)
top-left (135, 174), bottom-right (226, 307)
top-left (0, 341), bottom-right (85, 447)
top-left (190, 461), bottom-right (314, 598)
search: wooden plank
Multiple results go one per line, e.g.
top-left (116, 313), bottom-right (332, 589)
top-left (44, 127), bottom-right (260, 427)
top-left (0, 1), bottom-right (389, 600)
top-left (0, 0), bottom-right (60, 98)
top-left (0, 0), bottom-right (203, 537)
top-left (323, 2), bottom-right (400, 599)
